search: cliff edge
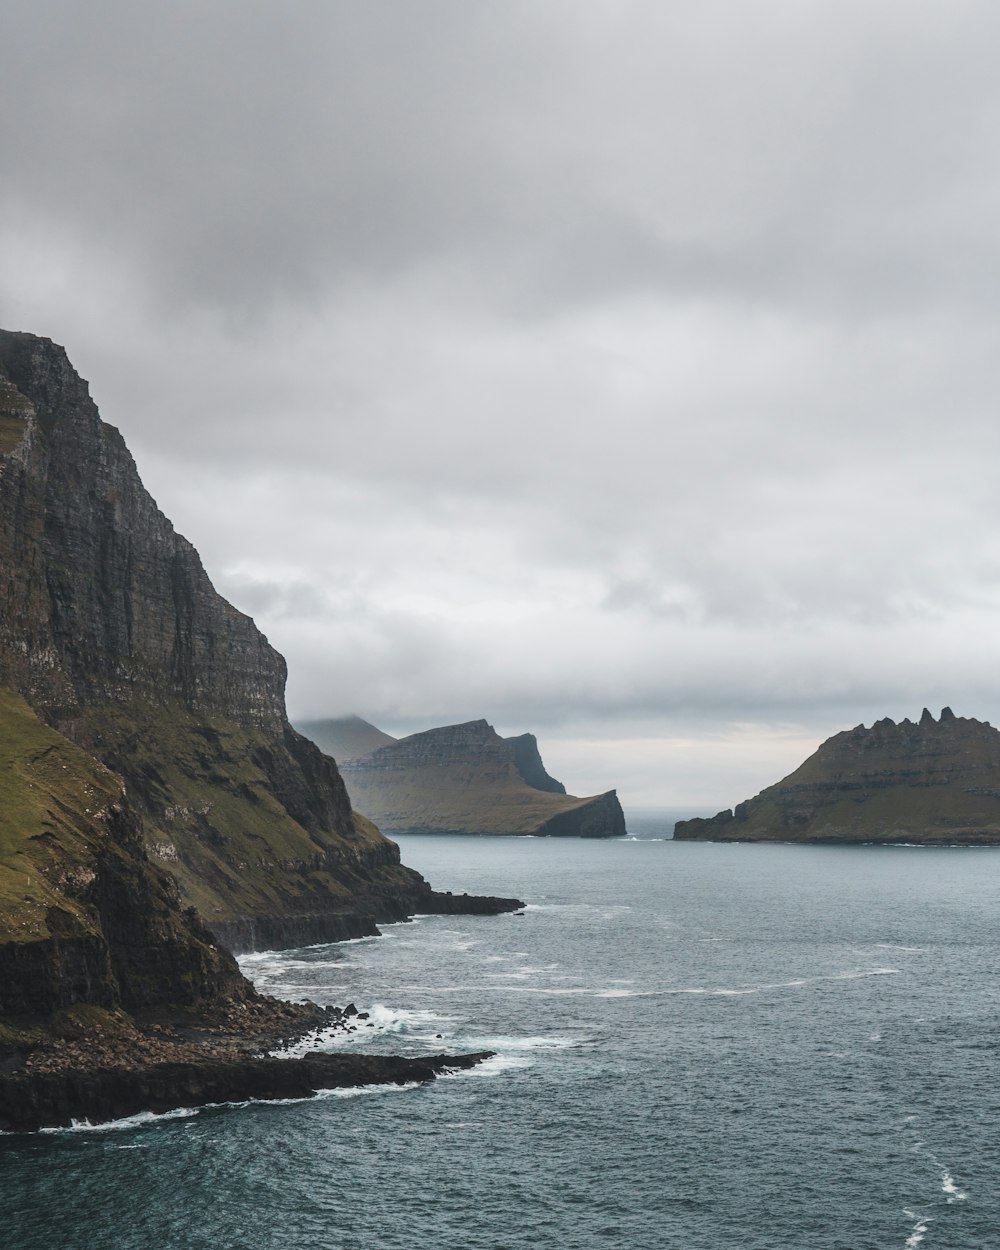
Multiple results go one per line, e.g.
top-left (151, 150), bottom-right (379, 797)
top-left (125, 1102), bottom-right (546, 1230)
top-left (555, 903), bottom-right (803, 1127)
top-left (0, 331), bottom-right (520, 951)
top-left (329, 718), bottom-right (625, 837)
top-left (674, 707), bottom-right (1000, 843)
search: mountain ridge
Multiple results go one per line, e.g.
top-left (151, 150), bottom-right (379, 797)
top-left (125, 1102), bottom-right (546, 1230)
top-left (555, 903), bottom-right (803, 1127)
top-left (673, 707), bottom-right (1000, 843)
top-left (326, 717), bottom-right (625, 837)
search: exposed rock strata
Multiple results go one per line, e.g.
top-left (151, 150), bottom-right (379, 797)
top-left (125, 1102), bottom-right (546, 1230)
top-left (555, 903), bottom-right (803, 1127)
top-left (333, 718), bottom-right (625, 837)
top-left (0, 331), bottom-right (518, 949)
top-left (674, 708), bottom-right (1000, 843)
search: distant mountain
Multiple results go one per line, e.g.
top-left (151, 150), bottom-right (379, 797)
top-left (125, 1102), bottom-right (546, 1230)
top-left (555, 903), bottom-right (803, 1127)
top-left (674, 707), bottom-right (1000, 843)
top-left (505, 732), bottom-right (567, 794)
top-left (298, 715), bottom-right (398, 762)
top-left (323, 718), bottom-right (625, 837)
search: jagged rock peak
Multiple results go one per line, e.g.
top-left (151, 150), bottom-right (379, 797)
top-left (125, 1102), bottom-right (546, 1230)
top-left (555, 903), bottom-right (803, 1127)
top-left (675, 708), bottom-right (1000, 845)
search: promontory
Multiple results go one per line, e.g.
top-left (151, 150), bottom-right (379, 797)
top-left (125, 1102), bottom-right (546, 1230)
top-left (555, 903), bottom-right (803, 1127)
top-left (300, 716), bottom-right (626, 837)
top-left (0, 329), bottom-right (520, 1127)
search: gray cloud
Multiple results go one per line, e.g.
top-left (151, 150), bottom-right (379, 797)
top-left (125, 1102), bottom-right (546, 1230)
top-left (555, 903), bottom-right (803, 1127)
top-left (4, 2), bottom-right (1000, 805)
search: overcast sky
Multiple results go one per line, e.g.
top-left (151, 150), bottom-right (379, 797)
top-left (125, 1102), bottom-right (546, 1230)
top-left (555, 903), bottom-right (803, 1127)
top-left (4, 1), bottom-right (1000, 807)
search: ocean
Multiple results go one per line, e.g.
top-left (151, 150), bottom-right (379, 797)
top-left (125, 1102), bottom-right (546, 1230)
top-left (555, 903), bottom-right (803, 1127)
top-left (3, 815), bottom-right (1000, 1249)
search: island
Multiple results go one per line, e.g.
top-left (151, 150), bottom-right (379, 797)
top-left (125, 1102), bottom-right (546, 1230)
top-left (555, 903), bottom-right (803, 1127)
top-left (674, 707), bottom-right (1000, 843)
top-left (301, 716), bottom-right (626, 837)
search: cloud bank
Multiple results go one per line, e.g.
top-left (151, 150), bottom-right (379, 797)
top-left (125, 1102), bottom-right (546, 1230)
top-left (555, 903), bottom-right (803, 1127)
top-left (3, 1), bottom-right (1000, 804)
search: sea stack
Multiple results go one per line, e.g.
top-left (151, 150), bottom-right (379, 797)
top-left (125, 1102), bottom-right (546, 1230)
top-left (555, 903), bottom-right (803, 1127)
top-left (674, 708), bottom-right (1000, 844)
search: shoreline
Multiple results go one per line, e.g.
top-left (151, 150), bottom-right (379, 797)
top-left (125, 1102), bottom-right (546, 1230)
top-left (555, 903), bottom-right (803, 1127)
top-left (0, 993), bottom-right (492, 1134)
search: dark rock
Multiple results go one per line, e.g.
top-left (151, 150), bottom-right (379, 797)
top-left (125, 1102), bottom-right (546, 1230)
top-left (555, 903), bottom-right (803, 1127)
top-left (0, 331), bottom-right (520, 952)
top-left (0, 1050), bottom-right (495, 1133)
top-left (674, 708), bottom-right (1000, 844)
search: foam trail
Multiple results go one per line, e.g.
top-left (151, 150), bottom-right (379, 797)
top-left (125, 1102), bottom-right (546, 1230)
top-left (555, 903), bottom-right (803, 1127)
top-left (941, 1170), bottom-right (967, 1202)
top-left (38, 1106), bottom-right (200, 1134)
top-left (903, 1211), bottom-right (931, 1247)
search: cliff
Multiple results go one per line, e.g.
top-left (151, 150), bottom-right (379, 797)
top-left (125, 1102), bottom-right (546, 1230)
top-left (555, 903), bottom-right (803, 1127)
top-left (674, 707), bottom-right (1000, 843)
top-left (333, 718), bottom-right (625, 837)
top-left (0, 331), bottom-right (519, 951)
top-left (0, 687), bottom-right (246, 1026)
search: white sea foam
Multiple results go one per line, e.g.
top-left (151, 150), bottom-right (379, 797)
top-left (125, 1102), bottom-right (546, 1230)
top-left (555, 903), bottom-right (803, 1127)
top-left (463, 1053), bottom-right (533, 1076)
top-left (38, 1106), bottom-right (200, 1134)
top-left (903, 1210), bottom-right (931, 1247)
top-left (941, 1169), bottom-right (968, 1201)
top-left (272, 1003), bottom-right (460, 1056)
top-left (313, 1081), bottom-right (422, 1100)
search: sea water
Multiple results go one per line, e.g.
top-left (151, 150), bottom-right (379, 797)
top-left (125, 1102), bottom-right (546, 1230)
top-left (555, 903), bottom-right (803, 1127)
top-left (3, 822), bottom-right (1000, 1249)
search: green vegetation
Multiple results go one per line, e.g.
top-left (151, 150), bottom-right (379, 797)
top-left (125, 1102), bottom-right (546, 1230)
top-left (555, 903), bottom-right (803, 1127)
top-left (0, 375), bottom-right (31, 454)
top-left (77, 698), bottom-right (406, 925)
top-left (0, 687), bottom-right (123, 944)
top-left (676, 711), bottom-right (1000, 843)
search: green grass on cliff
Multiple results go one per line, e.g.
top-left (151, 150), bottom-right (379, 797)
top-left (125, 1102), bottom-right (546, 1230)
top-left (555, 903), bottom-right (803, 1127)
top-left (0, 412), bottom-right (26, 455)
top-left (0, 688), bottom-right (122, 943)
top-left (80, 699), bottom-right (400, 925)
top-left (0, 375), bottom-right (31, 454)
top-left (343, 761), bottom-right (610, 835)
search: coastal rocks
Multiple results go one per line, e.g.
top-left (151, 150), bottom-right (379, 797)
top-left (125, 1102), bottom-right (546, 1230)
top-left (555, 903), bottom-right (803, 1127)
top-left (674, 708), bottom-right (1000, 843)
top-left (0, 331), bottom-right (523, 1130)
top-left (0, 1049), bottom-right (495, 1133)
top-left (0, 687), bottom-right (246, 1021)
top-left (308, 717), bottom-right (625, 838)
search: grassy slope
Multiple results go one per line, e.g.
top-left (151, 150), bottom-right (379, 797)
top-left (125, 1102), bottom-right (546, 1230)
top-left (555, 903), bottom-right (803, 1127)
top-left (344, 758), bottom-right (609, 835)
top-left (0, 687), bottom-right (124, 944)
top-left (78, 699), bottom-right (404, 925)
top-left (686, 719), bottom-right (1000, 842)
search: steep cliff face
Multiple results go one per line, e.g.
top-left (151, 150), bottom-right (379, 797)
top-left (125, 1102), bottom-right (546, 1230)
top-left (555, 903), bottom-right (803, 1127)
top-left (674, 707), bottom-right (1000, 843)
top-left (0, 688), bottom-right (247, 1022)
top-left (0, 331), bottom-right (446, 949)
top-left (505, 733), bottom-right (567, 794)
top-left (336, 718), bottom-right (625, 837)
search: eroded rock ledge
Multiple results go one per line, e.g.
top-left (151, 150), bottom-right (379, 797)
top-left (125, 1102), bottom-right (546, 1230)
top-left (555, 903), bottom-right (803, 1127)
top-left (0, 1049), bottom-right (493, 1133)
top-left (0, 996), bottom-right (493, 1132)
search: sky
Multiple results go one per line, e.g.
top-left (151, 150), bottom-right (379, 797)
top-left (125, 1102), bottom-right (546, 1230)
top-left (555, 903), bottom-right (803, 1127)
top-left (4, 1), bottom-right (1000, 808)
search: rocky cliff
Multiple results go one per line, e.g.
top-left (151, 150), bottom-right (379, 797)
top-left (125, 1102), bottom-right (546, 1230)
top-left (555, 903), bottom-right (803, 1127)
top-left (333, 718), bottom-right (625, 837)
top-left (674, 707), bottom-right (1000, 843)
top-left (0, 331), bottom-right (518, 953)
top-left (0, 687), bottom-right (247, 1025)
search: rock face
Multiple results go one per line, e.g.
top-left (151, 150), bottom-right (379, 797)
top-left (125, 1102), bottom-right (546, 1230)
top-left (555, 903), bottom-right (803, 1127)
top-left (332, 718), bottom-right (626, 837)
top-left (0, 686), bottom-right (248, 1022)
top-left (0, 331), bottom-right (516, 952)
top-left (674, 707), bottom-right (1000, 843)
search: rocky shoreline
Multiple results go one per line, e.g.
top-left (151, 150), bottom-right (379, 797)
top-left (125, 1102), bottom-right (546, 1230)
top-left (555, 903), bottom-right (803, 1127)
top-left (0, 994), bottom-right (493, 1133)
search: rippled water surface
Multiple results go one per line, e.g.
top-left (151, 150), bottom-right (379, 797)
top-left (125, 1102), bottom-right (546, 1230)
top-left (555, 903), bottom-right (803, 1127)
top-left (4, 824), bottom-right (1000, 1249)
